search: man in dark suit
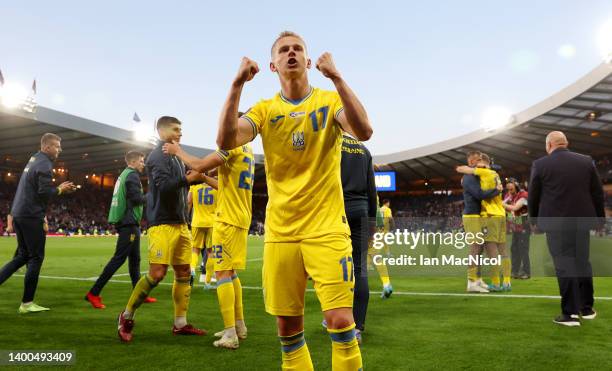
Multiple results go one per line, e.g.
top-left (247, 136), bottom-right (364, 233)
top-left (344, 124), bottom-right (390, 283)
top-left (0, 133), bottom-right (77, 313)
top-left (528, 131), bottom-right (605, 327)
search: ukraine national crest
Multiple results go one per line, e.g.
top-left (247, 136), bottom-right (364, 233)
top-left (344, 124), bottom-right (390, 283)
top-left (292, 131), bottom-right (305, 151)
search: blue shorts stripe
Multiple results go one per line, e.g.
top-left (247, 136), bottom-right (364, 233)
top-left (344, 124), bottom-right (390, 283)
top-left (217, 277), bottom-right (232, 285)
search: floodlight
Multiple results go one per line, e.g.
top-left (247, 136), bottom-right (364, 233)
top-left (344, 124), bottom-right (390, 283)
top-left (481, 106), bottom-right (514, 132)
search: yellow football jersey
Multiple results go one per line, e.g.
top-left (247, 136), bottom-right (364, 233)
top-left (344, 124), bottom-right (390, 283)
top-left (473, 167), bottom-right (505, 216)
top-left (381, 205), bottom-right (392, 232)
top-left (243, 87), bottom-right (350, 242)
top-left (215, 144), bottom-right (254, 230)
top-left (190, 184), bottom-right (217, 228)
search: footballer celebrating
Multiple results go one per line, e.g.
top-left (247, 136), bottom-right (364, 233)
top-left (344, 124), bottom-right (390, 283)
top-left (117, 116), bottom-right (207, 342)
top-left (216, 31), bottom-right (372, 370)
top-left (163, 127), bottom-right (254, 350)
top-left (457, 153), bottom-right (510, 291)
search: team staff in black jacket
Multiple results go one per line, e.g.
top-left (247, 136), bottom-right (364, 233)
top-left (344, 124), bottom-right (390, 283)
top-left (0, 133), bottom-right (77, 313)
top-left (85, 151), bottom-right (157, 308)
top-left (117, 116), bottom-right (207, 342)
top-left (529, 131), bottom-right (605, 327)
top-left (337, 133), bottom-right (377, 344)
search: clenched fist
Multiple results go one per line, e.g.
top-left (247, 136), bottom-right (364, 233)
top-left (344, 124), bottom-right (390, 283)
top-left (234, 57), bottom-right (259, 85)
top-left (316, 52), bottom-right (341, 80)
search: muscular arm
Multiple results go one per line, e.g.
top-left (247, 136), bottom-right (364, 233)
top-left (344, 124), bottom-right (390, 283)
top-left (178, 150), bottom-right (224, 174)
top-left (316, 53), bottom-right (372, 141)
top-left (217, 86), bottom-right (257, 150)
top-left (456, 165), bottom-right (475, 175)
top-left (202, 175), bottom-right (219, 190)
top-left (334, 78), bottom-right (372, 141)
top-left (217, 57), bottom-right (260, 150)
top-left (163, 142), bottom-right (225, 174)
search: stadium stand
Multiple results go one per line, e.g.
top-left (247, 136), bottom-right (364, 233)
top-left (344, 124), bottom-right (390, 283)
top-left (0, 62), bottom-right (611, 235)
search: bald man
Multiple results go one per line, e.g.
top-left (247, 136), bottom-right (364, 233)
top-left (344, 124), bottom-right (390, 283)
top-left (528, 131), bottom-right (605, 327)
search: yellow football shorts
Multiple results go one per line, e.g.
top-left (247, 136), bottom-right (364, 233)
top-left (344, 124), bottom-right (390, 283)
top-left (262, 233), bottom-right (354, 316)
top-left (483, 215), bottom-right (507, 243)
top-left (192, 226), bottom-right (213, 250)
top-left (147, 224), bottom-right (192, 265)
top-left (462, 215), bottom-right (483, 235)
top-left (211, 221), bottom-right (248, 271)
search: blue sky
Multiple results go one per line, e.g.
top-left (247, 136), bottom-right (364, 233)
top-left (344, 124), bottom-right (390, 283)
top-left (2, 0), bottom-right (611, 154)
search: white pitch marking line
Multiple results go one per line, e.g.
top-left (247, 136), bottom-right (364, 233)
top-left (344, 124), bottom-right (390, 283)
top-left (14, 274), bottom-right (612, 301)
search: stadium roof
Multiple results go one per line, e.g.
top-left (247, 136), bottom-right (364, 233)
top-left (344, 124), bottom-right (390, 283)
top-left (0, 105), bottom-right (265, 178)
top-left (373, 61), bottom-right (612, 190)
top-left (1, 61), bottom-right (611, 189)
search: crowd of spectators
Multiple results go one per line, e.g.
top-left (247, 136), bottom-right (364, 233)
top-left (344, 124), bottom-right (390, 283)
top-left (1, 177), bottom-right (610, 237)
top-left (1, 183), bottom-right (114, 236)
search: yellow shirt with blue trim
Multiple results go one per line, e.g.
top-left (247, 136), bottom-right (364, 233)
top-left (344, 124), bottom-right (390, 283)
top-left (215, 144), bottom-right (254, 230)
top-left (190, 183), bottom-right (217, 228)
top-left (473, 167), bottom-right (505, 217)
top-left (243, 87), bottom-right (350, 242)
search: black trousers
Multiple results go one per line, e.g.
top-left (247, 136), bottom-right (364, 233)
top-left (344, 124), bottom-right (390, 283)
top-left (90, 225), bottom-right (141, 296)
top-left (546, 228), bottom-right (594, 315)
top-left (347, 206), bottom-right (370, 332)
top-left (511, 230), bottom-right (530, 276)
top-left (0, 218), bottom-right (46, 303)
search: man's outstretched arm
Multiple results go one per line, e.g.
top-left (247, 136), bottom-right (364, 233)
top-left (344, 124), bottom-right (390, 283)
top-left (163, 143), bottom-right (224, 174)
top-left (316, 53), bottom-right (372, 141)
top-left (217, 57), bottom-right (260, 150)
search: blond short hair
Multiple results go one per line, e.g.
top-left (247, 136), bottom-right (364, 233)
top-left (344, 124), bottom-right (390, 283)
top-left (479, 153), bottom-right (491, 165)
top-left (271, 31), bottom-right (306, 56)
top-left (41, 133), bottom-right (61, 147)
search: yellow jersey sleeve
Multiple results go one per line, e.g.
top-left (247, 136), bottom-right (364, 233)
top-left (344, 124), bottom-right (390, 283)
top-left (216, 149), bottom-right (230, 163)
top-left (243, 100), bottom-right (269, 137)
top-left (331, 92), bottom-right (344, 122)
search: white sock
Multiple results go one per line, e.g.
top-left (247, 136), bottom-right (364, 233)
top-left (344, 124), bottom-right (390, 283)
top-left (223, 327), bottom-right (237, 339)
top-left (22, 302), bottom-right (33, 306)
top-left (174, 316), bottom-right (187, 328)
top-left (123, 310), bottom-right (134, 319)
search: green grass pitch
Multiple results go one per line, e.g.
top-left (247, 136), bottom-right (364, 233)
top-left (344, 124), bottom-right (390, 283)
top-left (1, 235), bottom-right (611, 370)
